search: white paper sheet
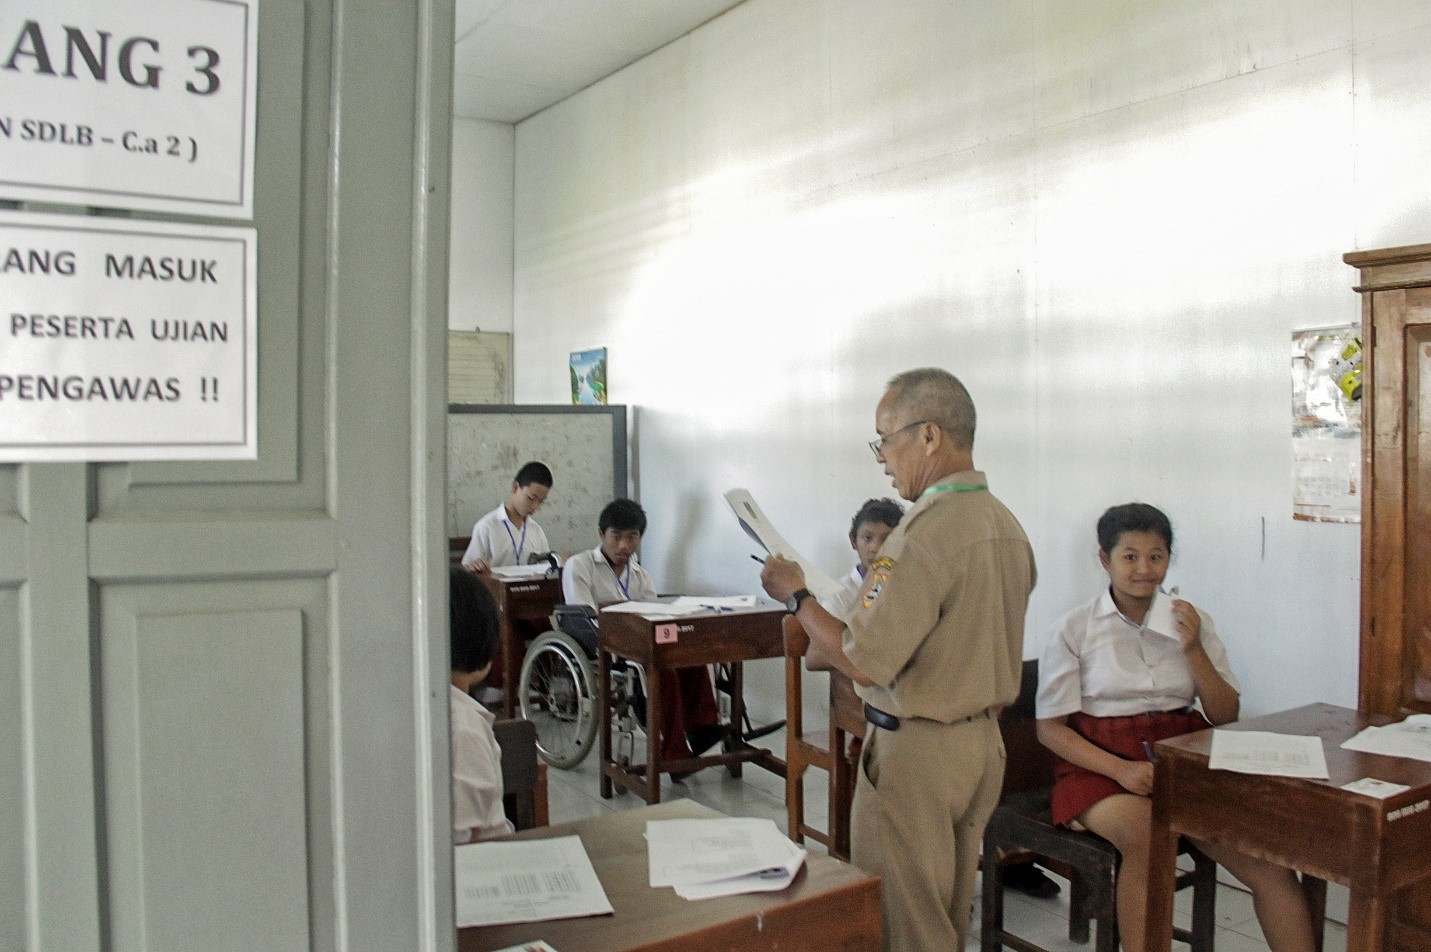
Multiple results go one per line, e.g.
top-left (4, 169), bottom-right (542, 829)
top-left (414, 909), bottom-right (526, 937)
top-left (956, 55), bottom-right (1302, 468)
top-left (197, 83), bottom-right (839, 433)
top-left (670, 595), bottom-right (760, 610)
top-left (1340, 714), bottom-right (1431, 763)
top-left (1341, 777), bottom-right (1412, 799)
top-left (724, 489), bottom-right (841, 602)
top-left (600, 600), bottom-right (705, 619)
top-left (647, 818), bottom-right (802, 893)
top-left (491, 942), bottom-right (561, 952)
top-left (1143, 589), bottom-right (1180, 640)
top-left (490, 563), bottom-right (556, 580)
top-left (454, 835), bottom-right (613, 928)
top-left (1208, 730), bottom-right (1330, 779)
top-left (674, 838), bottom-right (806, 900)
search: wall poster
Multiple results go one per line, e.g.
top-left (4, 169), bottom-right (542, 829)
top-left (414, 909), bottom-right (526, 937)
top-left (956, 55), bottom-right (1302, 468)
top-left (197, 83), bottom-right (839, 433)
top-left (0, 0), bottom-right (258, 218)
top-left (0, 210), bottom-right (258, 461)
top-left (570, 347), bottom-right (607, 405)
top-left (1291, 325), bottom-right (1362, 523)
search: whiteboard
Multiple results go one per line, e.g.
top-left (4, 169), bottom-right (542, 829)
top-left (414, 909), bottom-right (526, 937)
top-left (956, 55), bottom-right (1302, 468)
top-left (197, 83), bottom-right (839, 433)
top-left (447, 405), bottom-right (628, 559)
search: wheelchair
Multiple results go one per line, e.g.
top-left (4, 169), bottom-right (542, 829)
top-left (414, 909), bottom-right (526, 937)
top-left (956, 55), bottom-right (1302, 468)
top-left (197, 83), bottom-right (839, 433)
top-left (517, 604), bottom-right (646, 770)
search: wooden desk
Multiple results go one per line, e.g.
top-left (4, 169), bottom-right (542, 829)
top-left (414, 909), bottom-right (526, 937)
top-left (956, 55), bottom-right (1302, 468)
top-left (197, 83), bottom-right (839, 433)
top-left (1145, 703), bottom-right (1431, 952)
top-left (457, 799), bottom-right (882, 952)
top-left (479, 573), bottom-right (562, 719)
top-left (598, 604), bottom-right (787, 803)
top-left (827, 668), bottom-right (865, 860)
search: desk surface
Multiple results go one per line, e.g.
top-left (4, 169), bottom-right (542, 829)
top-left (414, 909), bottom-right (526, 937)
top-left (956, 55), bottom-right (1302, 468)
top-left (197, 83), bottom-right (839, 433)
top-left (458, 800), bottom-right (881, 952)
top-left (1145, 703), bottom-right (1431, 952)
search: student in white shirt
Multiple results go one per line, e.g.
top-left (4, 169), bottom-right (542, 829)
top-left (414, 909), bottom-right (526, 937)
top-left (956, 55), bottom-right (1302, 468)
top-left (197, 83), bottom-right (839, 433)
top-left (449, 566), bottom-right (514, 844)
top-left (563, 498), bottom-right (722, 773)
top-left (1036, 503), bottom-right (1314, 952)
top-left (820, 497), bottom-right (903, 623)
top-left (462, 461), bottom-right (553, 574)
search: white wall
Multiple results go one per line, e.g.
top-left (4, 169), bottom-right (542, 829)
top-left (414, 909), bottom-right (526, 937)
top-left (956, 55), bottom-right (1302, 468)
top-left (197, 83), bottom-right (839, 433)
top-left (449, 118), bottom-right (515, 332)
top-left (511, 0), bottom-right (1431, 723)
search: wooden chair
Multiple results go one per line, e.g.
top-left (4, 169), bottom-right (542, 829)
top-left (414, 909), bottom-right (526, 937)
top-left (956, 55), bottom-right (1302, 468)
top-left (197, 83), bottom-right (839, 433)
top-left (783, 614), bottom-right (834, 849)
top-left (981, 660), bottom-right (1217, 952)
top-left (493, 717), bottom-right (548, 830)
top-left (448, 535), bottom-right (470, 567)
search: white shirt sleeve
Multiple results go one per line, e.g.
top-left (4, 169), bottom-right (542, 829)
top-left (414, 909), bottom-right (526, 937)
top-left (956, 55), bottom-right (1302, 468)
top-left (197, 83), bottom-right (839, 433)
top-left (1036, 605), bottom-right (1087, 720)
top-left (562, 550), bottom-right (597, 606)
top-left (450, 687), bottom-right (514, 843)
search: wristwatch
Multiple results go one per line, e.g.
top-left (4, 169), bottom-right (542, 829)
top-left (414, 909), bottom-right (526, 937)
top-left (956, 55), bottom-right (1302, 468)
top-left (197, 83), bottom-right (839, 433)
top-left (786, 587), bottom-right (814, 613)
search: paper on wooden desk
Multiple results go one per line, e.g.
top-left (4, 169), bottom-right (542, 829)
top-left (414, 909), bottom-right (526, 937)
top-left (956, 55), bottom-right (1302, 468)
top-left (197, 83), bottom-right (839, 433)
top-left (723, 489), bottom-right (840, 601)
top-left (1208, 730), bottom-right (1330, 779)
top-left (454, 835), bottom-right (613, 928)
top-left (600, 601), bottom-right (705, 619)
top-left (490, 563), bottom-right (554, 580)
top-left (1340, 714), bottom-right (1431, 763)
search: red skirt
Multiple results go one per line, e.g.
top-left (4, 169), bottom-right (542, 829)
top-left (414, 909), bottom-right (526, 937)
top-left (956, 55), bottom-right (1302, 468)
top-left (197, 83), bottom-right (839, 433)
top-left (1050, 708), bottom-right (1211, 827)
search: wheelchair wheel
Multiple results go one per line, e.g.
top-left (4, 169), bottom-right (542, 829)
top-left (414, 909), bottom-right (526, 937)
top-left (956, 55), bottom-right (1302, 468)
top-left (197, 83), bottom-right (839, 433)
top-left (518, 631), bottom-right (598, 770)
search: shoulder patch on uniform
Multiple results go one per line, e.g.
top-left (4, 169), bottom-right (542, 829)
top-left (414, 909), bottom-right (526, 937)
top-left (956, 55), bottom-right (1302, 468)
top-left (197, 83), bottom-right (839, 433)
top-left (870, 555), bottom-right (895, 572)
top-left (862, 567), bottom-right (891, 608)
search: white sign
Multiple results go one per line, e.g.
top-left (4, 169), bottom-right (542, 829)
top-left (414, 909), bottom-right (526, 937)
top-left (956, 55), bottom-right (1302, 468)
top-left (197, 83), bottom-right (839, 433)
top-left (0, 211), bottom-right (257, 461)
top-left (0, 0), bottom-right (257, 218)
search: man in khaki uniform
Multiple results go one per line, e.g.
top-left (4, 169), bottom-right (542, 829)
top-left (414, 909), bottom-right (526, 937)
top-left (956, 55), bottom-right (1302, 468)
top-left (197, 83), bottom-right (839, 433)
top-left (761, 368), bottom-right (1035, 951)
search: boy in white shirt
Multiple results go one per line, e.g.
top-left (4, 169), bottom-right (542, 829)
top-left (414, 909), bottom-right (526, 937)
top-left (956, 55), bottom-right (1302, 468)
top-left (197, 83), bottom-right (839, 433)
top-left (462, 461), bottom-right (553, 574)
top-left (819, 497), bottom-right (903, 624)
top-left (563, 498), bottom-right (723, 774)
top-left (449, 566), bottom-right (515, 843)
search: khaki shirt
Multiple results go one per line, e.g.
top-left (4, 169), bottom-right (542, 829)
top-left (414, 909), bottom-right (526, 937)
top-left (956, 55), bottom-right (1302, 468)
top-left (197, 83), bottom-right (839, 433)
top-left (844, 470), bottom-right (1036, 723)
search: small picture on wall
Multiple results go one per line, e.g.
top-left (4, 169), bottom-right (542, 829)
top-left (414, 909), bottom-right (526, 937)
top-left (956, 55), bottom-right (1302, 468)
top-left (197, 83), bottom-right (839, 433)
top-left (570, 347), bottom-right (608, 405)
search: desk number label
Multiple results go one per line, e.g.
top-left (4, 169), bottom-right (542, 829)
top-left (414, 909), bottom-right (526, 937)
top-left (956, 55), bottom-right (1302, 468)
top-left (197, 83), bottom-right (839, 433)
top-left (1388, 799), bottom-right (1428, 821)
top-left (655, 623), bottom-right (678, 644)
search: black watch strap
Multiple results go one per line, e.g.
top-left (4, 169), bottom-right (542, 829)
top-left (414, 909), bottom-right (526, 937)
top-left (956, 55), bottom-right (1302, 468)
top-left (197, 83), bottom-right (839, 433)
top-left (788, 587), bottom-right (814, 612)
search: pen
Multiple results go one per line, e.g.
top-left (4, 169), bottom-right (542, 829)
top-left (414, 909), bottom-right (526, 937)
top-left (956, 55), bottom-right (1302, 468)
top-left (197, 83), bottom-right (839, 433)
top-left (750, 554), bottom-right (765, 564)
top-left (1141, 739), bottom-right (1157, 762)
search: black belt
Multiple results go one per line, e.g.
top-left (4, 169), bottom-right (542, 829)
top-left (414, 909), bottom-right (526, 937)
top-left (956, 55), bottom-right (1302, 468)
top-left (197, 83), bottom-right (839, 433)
top-left (863, 703), bottom-right (900, 731)
top-left (863, 704), bottom-right (996, 731)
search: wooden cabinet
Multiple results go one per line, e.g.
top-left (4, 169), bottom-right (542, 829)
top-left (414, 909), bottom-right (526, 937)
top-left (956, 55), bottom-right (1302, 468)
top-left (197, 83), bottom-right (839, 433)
top-left (1344, 243), bottom-right (1431, 952)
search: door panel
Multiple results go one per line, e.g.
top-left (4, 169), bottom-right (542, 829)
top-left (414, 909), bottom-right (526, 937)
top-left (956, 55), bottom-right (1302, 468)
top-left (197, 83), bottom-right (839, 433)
top-left (101, 603), bottom-right (310, 952)
top-left (6, 0), bottom-right (455, 948)
top-left (0, 589), bottom-right (21, 952)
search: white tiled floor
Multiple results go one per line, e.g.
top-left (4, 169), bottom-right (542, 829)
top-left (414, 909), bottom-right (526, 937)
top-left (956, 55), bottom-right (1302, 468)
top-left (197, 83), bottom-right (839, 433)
top-left (543, 727), bottom-right (1348, 951)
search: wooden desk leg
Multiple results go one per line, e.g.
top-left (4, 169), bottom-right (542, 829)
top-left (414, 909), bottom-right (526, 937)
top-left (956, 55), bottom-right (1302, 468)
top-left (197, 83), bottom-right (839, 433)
top-left (1143, 766), bottom-right (1179, 952)
top-left (498, 612), bottom-right (518, 719)
top-left (598, 649), bottom-right (613, 799)
top-left (1347, 890), bottom-right (1387, 952)
top-left (728, 663), bottom-right (745, 779)
top-left (645, 660), bottom-right (663, 804)
top-left (829, 726), bottom-right (852, 861)
top-left (1301, 875), bottom-right (1327, 952)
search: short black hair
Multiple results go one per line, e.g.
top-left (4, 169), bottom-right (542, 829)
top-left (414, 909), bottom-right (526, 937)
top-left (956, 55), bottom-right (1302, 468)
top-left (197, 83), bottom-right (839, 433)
top-left (849, 497), bottom-right (903, 540)
top-left (599, 498), bottom-right (647, 535)
top-left (514, 461), bottom-right (553, 488)
top-left (450, 566), bottom-right (500, 674)
top-left (1096, 503), bottom-right (1174, 554)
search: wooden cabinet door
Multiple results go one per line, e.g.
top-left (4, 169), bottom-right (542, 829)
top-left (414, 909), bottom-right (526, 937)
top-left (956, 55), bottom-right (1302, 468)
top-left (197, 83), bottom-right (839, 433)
top-left (1348, 247), bottom-right (1431, 951)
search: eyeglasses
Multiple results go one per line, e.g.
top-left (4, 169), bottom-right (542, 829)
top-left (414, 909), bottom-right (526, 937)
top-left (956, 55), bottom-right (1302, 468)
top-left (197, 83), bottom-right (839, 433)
top-left (868, 420), bottom-right (928, 459)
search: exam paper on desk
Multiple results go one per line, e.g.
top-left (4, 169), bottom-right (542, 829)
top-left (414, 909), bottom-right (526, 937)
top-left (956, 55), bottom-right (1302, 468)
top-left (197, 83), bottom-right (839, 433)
top-left (646, 817), bottom-right (806, 899)
top-left (723, 489), bottom-right (840, 602)
top-left (1207, 730), bottom-right (1330, 779)
top-left (454, 835), bottom-right (613, 928)
top-left (1340, 714), bottom-right (1431, 763)
top-left (489, 563), bottom-right (555, 580)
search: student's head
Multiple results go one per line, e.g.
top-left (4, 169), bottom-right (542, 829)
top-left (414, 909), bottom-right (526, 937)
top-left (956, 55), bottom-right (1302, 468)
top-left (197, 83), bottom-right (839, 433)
top-left (874, 368), bottom-right (977, 501)
top-left (597, 498), bottom-right (647, 568)
top-left (507, 461), bottom-right (553, 518)
top-left (1096, 503), bottom-right (1174, 602)
top-left (848, 498), bottom-right (902, 572)
top-left (450, 566), bottom-right (500, 683)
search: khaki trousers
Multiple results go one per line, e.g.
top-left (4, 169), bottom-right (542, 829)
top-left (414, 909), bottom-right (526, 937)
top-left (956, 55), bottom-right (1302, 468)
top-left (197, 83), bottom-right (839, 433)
top-left (851, 713), bottom-right (1005, 952)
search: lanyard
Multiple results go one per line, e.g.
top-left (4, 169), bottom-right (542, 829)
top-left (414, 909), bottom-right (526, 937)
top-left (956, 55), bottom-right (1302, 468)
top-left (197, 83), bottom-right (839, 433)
top-left (502, 517), bottom-right (527, 563)
top-left (605, 557), bottom-right (630, 598)
top-left (921, 480), bottom-right (988, 498)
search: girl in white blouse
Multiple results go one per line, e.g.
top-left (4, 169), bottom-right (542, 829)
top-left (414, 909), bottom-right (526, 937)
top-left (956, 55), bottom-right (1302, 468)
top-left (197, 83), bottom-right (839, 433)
top-left (1036, 503), bottom-right (1315, 952)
